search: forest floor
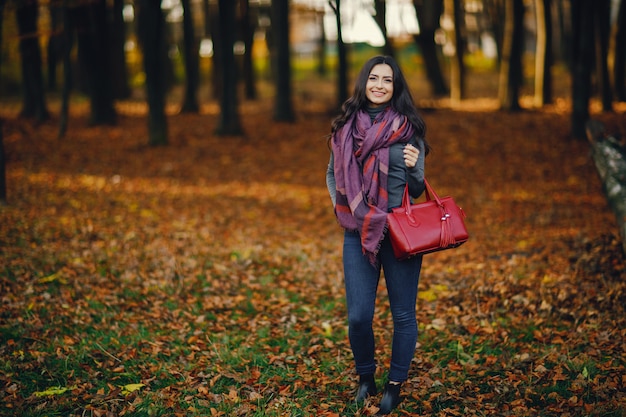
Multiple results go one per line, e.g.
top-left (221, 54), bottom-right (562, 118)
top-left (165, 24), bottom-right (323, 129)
top-left (1, 82), bottom-right (625, 416)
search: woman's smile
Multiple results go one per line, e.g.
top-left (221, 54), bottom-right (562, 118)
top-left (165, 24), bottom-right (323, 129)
top-left (366, 63), bottom-right (394, 107)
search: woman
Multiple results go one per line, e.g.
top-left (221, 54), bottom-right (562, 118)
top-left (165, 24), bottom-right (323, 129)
top-left (325, 55), bottom-right (429, 414)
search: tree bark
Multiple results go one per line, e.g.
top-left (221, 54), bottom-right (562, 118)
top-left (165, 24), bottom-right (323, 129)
top-left (614, 0), bottom-right (626, 101)
top-left (498, 0), bottom-right (523, 111)
top-left (373, 0), bottom-right (394, 57)
top-left (0, 119), bottom-right (6, 205)
top-left (412, 0), bottom-right (448, 96)
top-left (47, 5), bottom-right (62, 91)
top-left (570, 0), bottom-right (594, 139)
top-left (273, 0), bottom-right (294, 121)
top-left (208, 2), bottom-right (222, 101)
top-left (484, 0), bottom-right (504, 65)
top-left (445, 0), bottom-right (465, 103)
top-left (16, 0), bottom-right (49, 122)
top-left (533, 0), bottom-right (553, 106)
top-left (110, 0), bottom-right (131, 99)
top-left (181, 0), bottom-right (200, 113)
top-left (216, 0), bottom-right (243, 135)
top-left (137, 0), bottom-right (168, 146)
top-left (84, 0), bottom-right (116, 125)
top-left (0, 0), bottom-right (6, 204)
top-left (317, 11), bottom-right (327, 77)
top-left (329, 0), bottom-right (348, 109)
top-left (59, 3), bottom-right (74, 139)
top-left (586, 120), bottom-right (626, 256)
top-left (241, 0), bottom-right (257, 100)
top-left (593, 0), bottom-right (612, 112)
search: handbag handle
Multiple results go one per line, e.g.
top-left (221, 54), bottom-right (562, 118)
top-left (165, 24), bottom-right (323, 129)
top-left (401, 178), bottom-right (444, 211)
top-left (400, 178), bottom-right (456, 246)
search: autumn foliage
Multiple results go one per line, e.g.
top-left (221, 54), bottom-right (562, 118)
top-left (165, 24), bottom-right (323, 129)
top-left (1, 95), bottom-right (625, 416)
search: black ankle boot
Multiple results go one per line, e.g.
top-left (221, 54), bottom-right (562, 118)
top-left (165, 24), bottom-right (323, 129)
top-left (378, 381), bottom-right (402, 414)
top-left (355, 374), bottom-right (377, 402)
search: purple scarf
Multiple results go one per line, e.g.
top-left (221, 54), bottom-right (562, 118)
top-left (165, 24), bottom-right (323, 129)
top-left (332, 107), bottom-right (415, 265)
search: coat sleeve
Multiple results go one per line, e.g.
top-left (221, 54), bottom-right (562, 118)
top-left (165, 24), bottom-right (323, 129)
top-left (406, 138), bottom-right (426, 199)
top-left (326, 152), bottom-right (337, 207)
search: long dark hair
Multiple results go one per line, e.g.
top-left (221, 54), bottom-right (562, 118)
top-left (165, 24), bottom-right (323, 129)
top-left (330, 55), bottom-right (430, 154)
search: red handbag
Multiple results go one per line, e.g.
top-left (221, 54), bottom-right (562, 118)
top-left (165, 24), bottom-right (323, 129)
top-left (387, 179), bottom-right (469, 259)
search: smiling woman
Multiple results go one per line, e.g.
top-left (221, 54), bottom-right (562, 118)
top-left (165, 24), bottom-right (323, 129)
top-left (325, 55), bottom-right (430, 414)
top-left (365, 64), bottom-right (394, 107)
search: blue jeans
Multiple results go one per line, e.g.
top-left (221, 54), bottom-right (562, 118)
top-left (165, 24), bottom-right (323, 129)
top-left (342, 230), bottom-right (422, 382)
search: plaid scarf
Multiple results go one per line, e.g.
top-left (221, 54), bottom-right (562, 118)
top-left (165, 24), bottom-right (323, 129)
top-left (332, 107), bottom-right (415, 265)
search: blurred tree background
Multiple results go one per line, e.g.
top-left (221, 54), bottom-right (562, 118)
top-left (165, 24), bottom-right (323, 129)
top-left (0, 0), bottom-right (625, 202)
top-left (0, 0), bottom-right (623, 136)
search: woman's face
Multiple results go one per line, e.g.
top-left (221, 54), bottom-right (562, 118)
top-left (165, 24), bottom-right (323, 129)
top-left (365, 63), bottom-right (394, 107)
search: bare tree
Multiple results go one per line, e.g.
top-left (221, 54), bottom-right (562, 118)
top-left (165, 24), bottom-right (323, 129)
top-left (137, 0), bottom-right (169, 146)
top-left (181, 0), bottom-right (200, 113)
top-left (216, 0), bottom-right (243, 135)
top-left (593, 0), bottom-right (612, 112)
top-left (445, 0), bottom-right (465, 103)
top-left (16, 0), bottom-right (49, 122)
top-left (241, 0), bottom-right (258, 100)
top-left (497, 0), bottom-right (524, 111)
top-left (412, 0), bottom-right (448, 96)
top-left (0, 0), bottom-right (6, 204)
top-left (110, 0), bottom-right (131, 99)
top-left (615, 0), bottom-right (626, 101)
top-left (570, 0), bottom-right (594, 139)
top-left (83, 0), bottom-right (116, 125)
top-left (330, 0), bottom-right (348, 108)
top-left (317, 9), bottom-right (328, 77)
top-left (272, 0), bottom-right (294, 121)
top-left (484, 0), bottom-right (504, 63)
top-left (373, 0), bottom-right (394, 57)
top-left (533, 0), bottom-right (553, 106)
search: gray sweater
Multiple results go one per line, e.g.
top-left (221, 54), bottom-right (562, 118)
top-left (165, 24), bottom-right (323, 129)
top-left (326, 107), bottom-right (426, 211)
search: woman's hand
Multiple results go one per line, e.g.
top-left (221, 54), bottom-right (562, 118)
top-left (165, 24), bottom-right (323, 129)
top-left (403, 144), bottom-right (420, 168)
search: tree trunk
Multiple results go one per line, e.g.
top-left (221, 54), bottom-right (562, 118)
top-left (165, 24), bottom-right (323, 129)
top-left (47, 5), bottom-right (62, 91)
top-left (330, 0), bottom-right (348, 109)
top-left (59, 3), bottom-right (74, 139)
top-left (317, 11), bottom-right (327, 77)
top-left (203, 0), bottom-right (210, 36)
top-left (593, 0), bottom-right (612, 112)
top-left (445, 0), bottom-right (465, 103)
top-left (484, 0), bottom-right (504, 65)
top-left (83, 0), bottom-right (116, 125)
top-left (0, 0), bottom-right (6, 204)
top-left (272, 0), bottom-right (294, 122)
top-left (16, 0), bottom-right (49, 122)
top-left (209, 2), bottom-right (222, 100)
top-left (570, 0), bottom-right (594, 139)
top-left (533, 0), bottom-right (552, 107)
top-left (614, 0), bottom-right (626, 101)
top-left (241, 0), bottom-right (257, 100)
top-left (373, 0), bottom-right (394, 57)
top-left (181, 0), bottom-right (200, 113)
top-left (216, 0), bottom-right (243, 135)
top-left (412, 0), bottom-right (448, 96)
top-left (110, 0), bottom-right (131, 99)
top-left (137, 0), bottom-right (168, 146)
top-left (498, 0), bottom-right (523, 111)
top-left (585, 119), bottom-right (626, 256)
top-left (0, 119), bottom-right (5, 205)
top-left (555, 0), bottom-right (571, 66)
